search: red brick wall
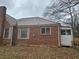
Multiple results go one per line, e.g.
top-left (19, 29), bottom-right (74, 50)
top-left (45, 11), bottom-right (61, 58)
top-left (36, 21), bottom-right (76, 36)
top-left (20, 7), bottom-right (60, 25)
top-left (17, 24), bottom-right (60, 46)
top-left (0, 6), bottom-right (6, 45)
top-left (3, 21), bottom-right (11, 46)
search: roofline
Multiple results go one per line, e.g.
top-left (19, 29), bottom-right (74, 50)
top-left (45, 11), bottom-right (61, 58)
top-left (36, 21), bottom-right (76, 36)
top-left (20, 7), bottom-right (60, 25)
top-left (6, 14), bottom-right (17, 22)
top-left (61, 26), bottom-right (72, 28)
top-left (18, 23), bottom-right (60, 26)
top-left (17, 17), bottom-right (59, 24)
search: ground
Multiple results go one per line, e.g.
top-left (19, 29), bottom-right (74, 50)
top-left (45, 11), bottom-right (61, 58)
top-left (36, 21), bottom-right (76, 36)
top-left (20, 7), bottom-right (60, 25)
top-left (0, 45), bottom-right (79, 59)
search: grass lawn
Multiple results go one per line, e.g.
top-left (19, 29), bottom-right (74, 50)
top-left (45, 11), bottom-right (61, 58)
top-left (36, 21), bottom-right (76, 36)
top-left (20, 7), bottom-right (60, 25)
top-left (0, 46), bottom-right (79, 59)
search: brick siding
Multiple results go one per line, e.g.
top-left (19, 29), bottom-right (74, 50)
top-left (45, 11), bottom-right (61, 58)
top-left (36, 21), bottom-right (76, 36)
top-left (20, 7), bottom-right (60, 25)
top-left (17, 24), bottom-right (60, 46)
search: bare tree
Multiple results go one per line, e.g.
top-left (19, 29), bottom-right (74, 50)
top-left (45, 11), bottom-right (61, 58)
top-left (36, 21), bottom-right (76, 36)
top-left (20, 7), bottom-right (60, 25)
top-left (44, 0), bottom-right (79, 27)
top-left (44, 0), bottom-right (79, 46)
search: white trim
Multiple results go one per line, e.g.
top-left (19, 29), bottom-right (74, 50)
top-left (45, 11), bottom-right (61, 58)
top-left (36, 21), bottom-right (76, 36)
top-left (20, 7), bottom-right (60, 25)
top-left (40, 27), bottom-right (51, 35)
top-left (9, 27), bottom-right (13, 46)
top-left (60, 27), bottom-right (73, 35)
top-left (18, 27), bottom-right (29, 39)
top-left (61, 27), bottom-right (72, 30)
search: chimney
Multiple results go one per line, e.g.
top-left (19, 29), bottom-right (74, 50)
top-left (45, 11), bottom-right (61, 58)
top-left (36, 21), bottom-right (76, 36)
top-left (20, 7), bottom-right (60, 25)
top-left (0, 6), bottom-right (6, 45)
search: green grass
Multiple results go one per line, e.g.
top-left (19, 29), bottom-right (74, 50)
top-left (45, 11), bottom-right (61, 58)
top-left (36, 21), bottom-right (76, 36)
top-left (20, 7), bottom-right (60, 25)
top-left (0, 46), bottom-right (78, 59)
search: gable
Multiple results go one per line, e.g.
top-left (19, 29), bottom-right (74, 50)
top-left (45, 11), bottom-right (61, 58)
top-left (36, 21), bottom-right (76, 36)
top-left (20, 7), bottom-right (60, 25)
top-left (6, 14), bottom-right (17, 26)
top-left (17, 17), bottom-right (58, 26)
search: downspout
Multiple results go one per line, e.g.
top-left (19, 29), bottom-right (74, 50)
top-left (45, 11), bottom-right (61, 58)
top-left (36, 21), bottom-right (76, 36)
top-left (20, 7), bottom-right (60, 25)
top-left (12, 24), bottom-right (17, 46)
top-left (58, 23), bottom-right (61, 47)
top-left (10, 26), bottom-right (13, 46)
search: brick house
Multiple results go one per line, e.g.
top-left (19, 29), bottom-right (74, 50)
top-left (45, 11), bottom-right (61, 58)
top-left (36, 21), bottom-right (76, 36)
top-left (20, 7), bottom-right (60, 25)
top-left (3, 14), bottom-right (17, 46)
top-left (17, 17), bottom-right (60, 46)
top-left (0, 6), bottom-right (73, 46)
top-left (0, 6), bottom-right (17, 46)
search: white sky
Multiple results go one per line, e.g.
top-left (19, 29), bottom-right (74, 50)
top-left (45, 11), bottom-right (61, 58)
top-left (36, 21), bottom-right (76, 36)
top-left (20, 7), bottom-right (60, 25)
top-left (0, 0), bottom-right (52, 19)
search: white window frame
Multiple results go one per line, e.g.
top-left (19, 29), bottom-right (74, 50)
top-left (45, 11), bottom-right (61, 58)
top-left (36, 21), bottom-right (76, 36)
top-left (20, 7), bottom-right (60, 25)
top-left (3, 28), bottom-right (10, 39)
top-left (18, 27), bottom-right (29, 39)
top-left (40, 27), bottom-right (51, 35)
top-left (61, 29), bottom-right (71, 35)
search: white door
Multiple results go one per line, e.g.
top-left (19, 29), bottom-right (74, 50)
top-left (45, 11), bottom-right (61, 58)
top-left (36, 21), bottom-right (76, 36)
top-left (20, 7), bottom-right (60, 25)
top-left (61, 29), bottom-right (73, 46)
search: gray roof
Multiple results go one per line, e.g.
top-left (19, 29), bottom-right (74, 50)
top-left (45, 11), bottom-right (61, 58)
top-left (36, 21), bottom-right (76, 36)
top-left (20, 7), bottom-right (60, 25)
top-left (6, 14), bottom-right (17, 26)
top-left (17, 17), bottom-right (58, 26)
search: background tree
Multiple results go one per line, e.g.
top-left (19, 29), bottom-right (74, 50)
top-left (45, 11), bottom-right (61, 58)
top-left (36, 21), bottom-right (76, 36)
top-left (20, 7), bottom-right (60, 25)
top-left (44, 0), bottom-right (79, 46)
top-left (44, 0), bottom-right (79, 26)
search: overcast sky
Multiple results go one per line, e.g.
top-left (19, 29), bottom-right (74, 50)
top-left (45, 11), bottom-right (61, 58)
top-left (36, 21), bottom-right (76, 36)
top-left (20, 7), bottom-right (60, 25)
top-left (0, 0), bottom-right (52, 19)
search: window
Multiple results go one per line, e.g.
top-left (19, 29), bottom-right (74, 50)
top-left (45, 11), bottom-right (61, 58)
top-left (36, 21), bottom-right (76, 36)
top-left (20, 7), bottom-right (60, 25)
top-left (61, 29), bottom-right (71, 35)
top-left (61, 30), bottom-right (65, 35)
top-left (46, 28), bottom-right (50, 35)
top-left (4, 28), bottom-right (9, 38)
top-left (20, 29), bottom-right (27, 38)
top-left (41, 28), bottom-right (45, 34)
top-left (66, 30), bottom-right (71, 35)
top-left (41, 27), bottom-right (51, 35)
top-left (18, 27), bottom-right (29, 39)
